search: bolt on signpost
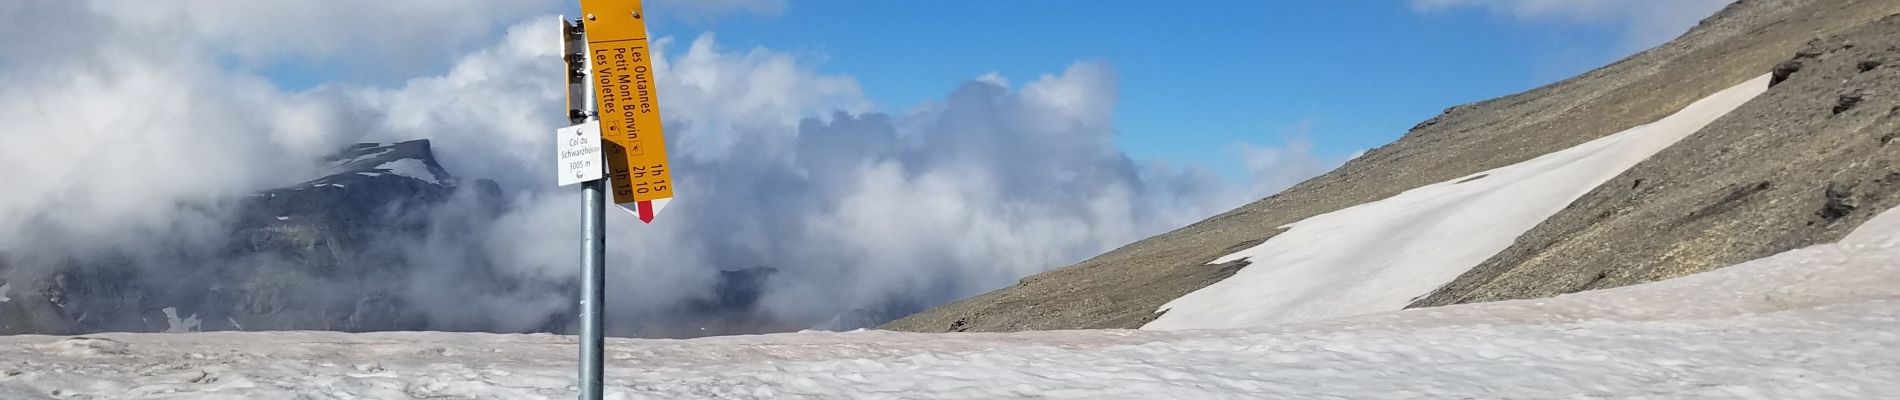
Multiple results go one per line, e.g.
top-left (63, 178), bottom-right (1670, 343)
top-left (557, 0), bottom-right (675, 398)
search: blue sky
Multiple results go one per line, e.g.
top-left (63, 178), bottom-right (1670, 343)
top-left (659, 1), bottom-right (1669, 181)
top-left (269, 1), bottom-right (1707, 182)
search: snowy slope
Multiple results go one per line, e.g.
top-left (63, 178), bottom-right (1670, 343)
top-left (3, 202), bottom-right (1899, 399)
top-left (377, 158), bottom-right (445, 185)
top-left (1144, 74), bottom-right (1773, 330)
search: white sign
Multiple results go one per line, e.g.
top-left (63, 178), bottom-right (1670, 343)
top-left (556, 120), bottom-right (605, 187)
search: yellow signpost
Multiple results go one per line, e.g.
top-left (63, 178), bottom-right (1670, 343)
top-left (580, 0), bottom-right (673, 223)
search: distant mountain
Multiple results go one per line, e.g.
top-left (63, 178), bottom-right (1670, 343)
top-left (0, 140), bottom-right (502, 334)
top-left (0, 139), bottom-right (811, 337)
top-left (883, 0), bottom-right (1900, 333)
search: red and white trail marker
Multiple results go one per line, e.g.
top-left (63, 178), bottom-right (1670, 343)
top-left (619, 198), bottom-right (671, 224)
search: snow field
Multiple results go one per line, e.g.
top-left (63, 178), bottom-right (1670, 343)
top-left (2, 203), bottom-right (1898, 398)
top-left (1146, 74), bottom-right (1775, 330)
top-left (8, 73), bottom-right (1897, 399)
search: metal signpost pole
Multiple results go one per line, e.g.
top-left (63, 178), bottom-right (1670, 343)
top-left (565, 1), bottom-right (670, 396)
top-left (579, 153), bottom-right (607, 400)
top-left (562, 16), bottom-right (608, 400)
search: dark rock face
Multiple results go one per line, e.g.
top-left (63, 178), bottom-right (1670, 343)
top-left (1414, 14), bottom-right (1900, 308)
top-left (884, 0), bottom-right (1900, 333)
top-left (0, 140), bottom-right (506, 335)
top-left (1773, 60), bottom-right (1805, 86)
top-left (1835, 92), bottom-right (1866, 114)
top-left (1821, 183), bottom-right (1860, 220)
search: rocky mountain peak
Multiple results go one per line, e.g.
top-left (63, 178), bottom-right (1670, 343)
top-left (306, 139), bottom-right (458, 189)
top-left (0, 139), bottom-right (507, 335)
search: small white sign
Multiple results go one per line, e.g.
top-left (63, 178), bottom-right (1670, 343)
top-left (556, 120), bottom-right (604, 187)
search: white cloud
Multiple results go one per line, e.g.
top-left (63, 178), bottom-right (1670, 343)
top-left (1239, 121), bottom-right (1336, 198)
top-left (0, 2), bottom-right (347, 255)
top-left (63, 0), bottom-right (781, 81)
top-left (656, 34), bottom-right (871, 163)
top-left (88, 0), bottom-right (564, 77)
top-left (0, 4), bottom-right (1340, 334)
top-left (973, 72), bottom-right (1010, 88)
top-left (1409, 0), bottom-right (1732, 51)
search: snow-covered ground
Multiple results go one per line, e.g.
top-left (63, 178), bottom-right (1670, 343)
top-left (3, 203), bottom-right (1898, 398)
top-left (1145, 75), bottom-right (1773, 330)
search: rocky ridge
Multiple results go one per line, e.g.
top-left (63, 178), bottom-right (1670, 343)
top-left (1415, 13), bottom-right (1900, 308)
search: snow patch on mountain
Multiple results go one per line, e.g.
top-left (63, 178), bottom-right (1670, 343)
top-left (0, 281), bottom-right (10, 303)
top-left (332, 147), bottom-right (396, 168)
top-left (1146, 74), bottom-right (1773, 330)
top-left (160, 307), bottom-right (201, 334)
top-left (377, 159), bottom-right (442, 185)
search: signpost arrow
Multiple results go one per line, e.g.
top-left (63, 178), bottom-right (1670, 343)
top-left (581, 0), bottom-right (675, 225)
top-left (627, 198), bottom-right (670, 224)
